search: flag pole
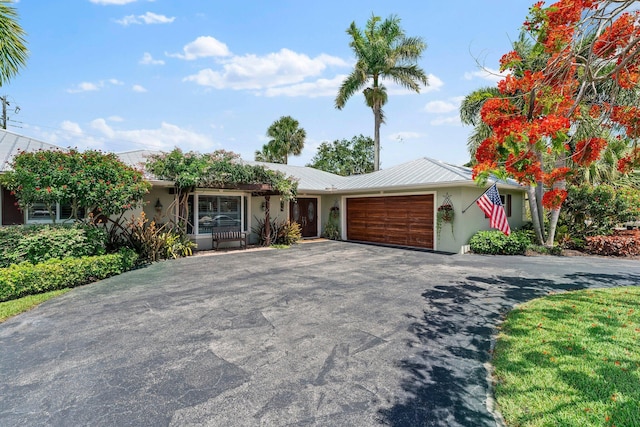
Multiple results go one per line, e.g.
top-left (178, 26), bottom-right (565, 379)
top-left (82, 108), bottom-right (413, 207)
top-left (461, 183), bottom-right (496, 214)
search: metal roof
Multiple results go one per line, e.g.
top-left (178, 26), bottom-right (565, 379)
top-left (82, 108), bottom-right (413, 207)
top-left (0, 129), bottom-right (64, 172)
top-left (247, 161), bottom-right (349, 192)
top-left (0, 130), bottom-right (522, 192)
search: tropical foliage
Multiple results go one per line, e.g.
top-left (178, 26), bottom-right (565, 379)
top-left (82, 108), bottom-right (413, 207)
top-left (1, 149), bottom-right (150, 221)
top-left (255, 116), bottom-right (306, 164)
top-left (0, 0), bottom-right (28, 86)
top-left (468, 0), bottom-right (640, 246)
top-left (146, 148), bottom-right (298, 233)
top-left (335, 14), bottom-right (428, 171)
top-left (307, 135), bottom-right (374, 176)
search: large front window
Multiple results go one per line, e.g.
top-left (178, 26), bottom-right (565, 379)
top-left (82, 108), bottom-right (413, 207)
top-left (189, 194), bottom-right (242, 234)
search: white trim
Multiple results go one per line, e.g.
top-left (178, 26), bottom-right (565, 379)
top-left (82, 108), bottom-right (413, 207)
top-left (341, 190), bottom-right (438, 250)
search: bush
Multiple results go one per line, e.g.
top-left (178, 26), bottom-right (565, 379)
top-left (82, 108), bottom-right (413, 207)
top-left (277, 221), bottom-right (302, 246)
top-left (585, 230), bottom-right (640, 256)
top-left (0, 224), bottom-right (107, 268)
top-left (469, 230), bottom-right (532, 255)
top-left (322, 221), bottom-right (340, 240)
top-left (252, 217), bottom-right (302, 246)
top-left (122, 213), bottom-right (196, 261)
top-left (558, 184), bottom-right (639, 242)
top-left (0, 249), bottom-right (138, 302)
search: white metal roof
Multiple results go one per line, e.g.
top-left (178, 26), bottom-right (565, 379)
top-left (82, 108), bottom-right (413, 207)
top-left (0, 129), bottom-right (64, 172)
top-left (0, 130), bottom-right (522, 193)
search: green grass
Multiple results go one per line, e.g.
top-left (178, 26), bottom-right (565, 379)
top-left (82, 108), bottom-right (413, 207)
top-left (493, 287), bottom-right (640, 427)
top-left (0, 289), bottom-right (71, 323)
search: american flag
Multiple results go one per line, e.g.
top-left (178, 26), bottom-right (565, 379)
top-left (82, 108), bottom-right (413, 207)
top-left (477, 184), bottom-right (511, 236)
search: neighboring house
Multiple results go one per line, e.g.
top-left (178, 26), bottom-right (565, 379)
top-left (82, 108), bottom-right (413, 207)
top-left (0, 129), bottom-right (527, 253)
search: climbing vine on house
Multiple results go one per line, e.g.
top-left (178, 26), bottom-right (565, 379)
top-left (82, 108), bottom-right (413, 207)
top-left (473, 0), bottom-right (640, 247)
top-left (146, 148), bottom-right (298, 233)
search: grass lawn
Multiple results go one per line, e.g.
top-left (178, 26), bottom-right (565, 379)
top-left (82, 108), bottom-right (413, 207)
top-left (493, 286), bottom-right (640, 427)
top-left (0, 289), bottom-right (71, 323)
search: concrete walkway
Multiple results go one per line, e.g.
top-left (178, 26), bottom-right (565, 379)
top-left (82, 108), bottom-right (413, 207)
top-left (1, 241), bottom-right (638, 426)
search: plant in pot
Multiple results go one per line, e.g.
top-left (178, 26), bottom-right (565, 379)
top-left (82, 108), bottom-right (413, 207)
top-left (437, 204), bottom-right (455, 239)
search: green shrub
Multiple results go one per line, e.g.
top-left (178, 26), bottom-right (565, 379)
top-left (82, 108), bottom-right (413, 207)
top-left (277, 221), bottom-right (302, 245)
top-left (252, 217), bottom-right (302, 246)
top-left (123, 213), bottom-right (196, 261)
top-left (469, 230), bottom-right (532, 255)
top-left (0, 249), bottom-right (138, 302)
top-left (322, 221), bottom-right (341, 240)
top-left (0, 224), bottom-right (107, 267)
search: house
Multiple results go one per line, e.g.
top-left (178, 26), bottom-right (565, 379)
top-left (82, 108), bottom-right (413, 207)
top-left (0, 129), bottom-right (526, 254)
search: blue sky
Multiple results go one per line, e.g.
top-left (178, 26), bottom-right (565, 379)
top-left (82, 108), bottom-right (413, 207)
top-left (6, 0), bottom-right (535, 168)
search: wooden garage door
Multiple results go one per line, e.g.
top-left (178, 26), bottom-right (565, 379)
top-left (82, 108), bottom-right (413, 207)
top-left (346, 194), bottom-right (434, 249)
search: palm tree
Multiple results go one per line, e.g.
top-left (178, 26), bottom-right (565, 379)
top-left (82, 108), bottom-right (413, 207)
top-left (255, 116), bottom-right (306, 164)
top-left (459, 86), bottom-right (501, 161)
top-left (335, 14), bottom-right (428, 171)
top-left (0, 1), bottom-right (28, 86)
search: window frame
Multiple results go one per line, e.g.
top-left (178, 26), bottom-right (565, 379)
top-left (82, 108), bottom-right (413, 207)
top-left (188, 192), bottom-right (246, 235)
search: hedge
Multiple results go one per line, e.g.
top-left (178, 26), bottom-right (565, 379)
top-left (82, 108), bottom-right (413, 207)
top-left (0, 249), bottom-right (138, 302)
top-left (469, 230), bottom-right (532, 255)
top-left (0, 224), bottom-right (107, 268)
top-left (585, 230), bottom-right (640, 256)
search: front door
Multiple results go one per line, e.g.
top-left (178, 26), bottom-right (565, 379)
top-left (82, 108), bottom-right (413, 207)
top-left (290, 198), bottom-right (318, 238)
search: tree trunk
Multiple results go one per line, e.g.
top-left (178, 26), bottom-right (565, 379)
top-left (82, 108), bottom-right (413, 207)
top-left (373, 107), bottom-right (381, 171)
top-left (527, 186), bottom-right (545, 245)
top-left (546, 208), bottom-right (561, 247)
top-left (264, 195), bottom-right (271, 246)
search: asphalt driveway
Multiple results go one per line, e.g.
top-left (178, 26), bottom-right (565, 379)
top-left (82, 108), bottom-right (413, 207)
top-left (1, 241), bottom-right (638, 426)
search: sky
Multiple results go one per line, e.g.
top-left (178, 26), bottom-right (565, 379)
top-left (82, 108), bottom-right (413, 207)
top-left (5, 0), bottom-right (538, 169)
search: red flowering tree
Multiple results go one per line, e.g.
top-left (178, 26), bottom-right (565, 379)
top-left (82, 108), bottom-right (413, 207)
top-left (2, 149), bottom-right (150, 222)
top-left (474, 0), bottom-right (640, 246)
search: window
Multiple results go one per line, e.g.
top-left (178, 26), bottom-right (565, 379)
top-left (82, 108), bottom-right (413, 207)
top-left (27, 202), bottom-right (85, 223)
top-left (188, 194), bottom-right (242, 234)
top-left (27, 202), bottom-right (56, 222)
top-left (484, 194), bottom-right (512, 218)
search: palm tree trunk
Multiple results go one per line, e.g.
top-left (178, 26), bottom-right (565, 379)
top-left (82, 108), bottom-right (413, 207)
top-left (373, 107), bottom-right (381, 171)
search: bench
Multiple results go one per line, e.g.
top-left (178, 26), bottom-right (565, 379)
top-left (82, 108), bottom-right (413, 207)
top-left (212, 228), bottom-right (248, 251)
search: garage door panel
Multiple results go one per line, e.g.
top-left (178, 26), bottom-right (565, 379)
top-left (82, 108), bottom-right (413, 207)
top-left (346, 195), bottom-right (434, 249)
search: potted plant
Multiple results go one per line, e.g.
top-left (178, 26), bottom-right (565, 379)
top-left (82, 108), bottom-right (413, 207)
top-left (437, 204), bottom-right (455, 239)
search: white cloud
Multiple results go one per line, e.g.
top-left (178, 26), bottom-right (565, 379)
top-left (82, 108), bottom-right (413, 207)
top-left (168, 36), bottom-right (231, 60)
top-left (108, 115), bottom-right (124, 122)
top-left (67, 79), bottom-right (123, 93)
top-left (263, 75), bottom-right (345, 97)
top-left (388, 132), bottom-right (423, 142)
top-left (423, 74), bottom-right (444, 93)
top-left (116, 12), bottom-right (175, 26)
top-left (61, 120), bottom-right (83, 134)
top-left (184, 48), bottom-right (348, 90)
top-left (463, 67), bottom-right (508, 83)
top-left (139, 52), bottom-right (164, 65)
top-left (424, 100), bottom-right (458, 114)
top-left (67, 82), bottom-right (100, 93)
top-left (132, 84), bottom-right (147, 92)
top-left (90, 119), bottom-right (217, 151)
top-left (430, 115), bottom-right (461, 126)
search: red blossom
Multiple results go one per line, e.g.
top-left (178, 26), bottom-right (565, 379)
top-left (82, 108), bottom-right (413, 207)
top-left (542, 188), bottom-right (568, 209)
top-left (572, 137), bottom-right (607, 165)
